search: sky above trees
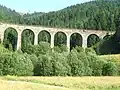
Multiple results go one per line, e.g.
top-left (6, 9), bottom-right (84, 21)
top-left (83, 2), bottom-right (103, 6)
top-left (0, 0), bottom-right (92, 13)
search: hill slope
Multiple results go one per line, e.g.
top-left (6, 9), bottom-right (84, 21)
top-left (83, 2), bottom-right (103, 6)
top-left (22, 0), bottom-right (120, 31)
top-left (0, 0), bottom-right (120, 31)
top-left (0, 5), bottom-right (21, 23)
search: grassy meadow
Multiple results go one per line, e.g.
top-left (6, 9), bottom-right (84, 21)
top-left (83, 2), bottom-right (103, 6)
top-left (0, 76), bottom-right (120, 90)
top-left (100, 54), bottom-right (120, 61)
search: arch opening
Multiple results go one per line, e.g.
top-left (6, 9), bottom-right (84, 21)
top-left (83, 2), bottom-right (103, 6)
top-left (21, 29), bottom-right (35, 52)
top-left (3, 27), bottom-right (18, 51)
top-left (54, 32), bottom-right (67, 46)
top-left (38, 30), bottom-right (51, 44)
top-left (103, 35), bottom-right (111, 40)
top-left (87, 34), bottom-right (100, 47)
top-left (70, 33), bottom-right (83, 50)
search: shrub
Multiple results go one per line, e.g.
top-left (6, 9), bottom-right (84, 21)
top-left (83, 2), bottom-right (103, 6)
top-left (22, 44), bottom-right (35, 54)
top-left (22, 42), bottom-right (51, 56)
top-left (51, 52), bottom-right (71, 76)
top-left (0, 52), bottom-right (33, 76)
top-left (34, 51), bottom-right (71, 76)
top-left (68, 49), bottom-right (85, 76)
top-left (34, 54), bottom-right (53, 76)
top-left (91, 57), bottom-right (105, 76)
top-left (85, 48), bottom-right (96, 55)
top-left (99, 56), bottom-right (120, 75)
top-left (102, 61), bottom-right (117, 76)
top-left (68, 47), bottom-right (95, 76)
top-left (77, 48), bottom-right (90, 76)
top-left (54, 44), bottom-right (68, 53)
top-left (29, 54), bottom-right (38, 66)
top-left (85, 48), bottom-right (107, 76)
top-left (38, 42), bottom-right (51, 54)
top-left (0, 44), bottom-right (9, 54)
top-left (116, 63), bottom-right (120, 75)
top-left (53, 46), bottom-right (62, 53)
top-left (87, 53), bottom-right (106, 76)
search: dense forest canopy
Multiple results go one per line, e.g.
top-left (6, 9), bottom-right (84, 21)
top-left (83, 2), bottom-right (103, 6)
top-left (0, 0), bottom-right (120, 31)
top-left (0, 5), bottom-right (21, 23)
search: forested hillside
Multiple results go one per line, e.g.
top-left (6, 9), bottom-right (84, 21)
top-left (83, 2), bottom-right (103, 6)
top-left (0, 0), bottom-right (120, 31)
top-left (0, 5), bottom-right (21, 23)
top-left (23, 0), bottom-right (120, 31)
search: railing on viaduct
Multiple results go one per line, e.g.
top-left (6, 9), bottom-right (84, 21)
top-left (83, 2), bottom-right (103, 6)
top-left (0, 23), bottom-right (115, 51)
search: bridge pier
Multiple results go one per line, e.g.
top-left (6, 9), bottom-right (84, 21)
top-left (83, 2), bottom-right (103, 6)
top-left (0, 27), bottom-right (5, 43)
top-left (50, 33), bottom-right (55, 49)
top-left (17, 32), bottom-right (22, 50)
top-left (34, 33), bottom-right (38, 45)
top-left (67, 34), bottom-right (70, 52)
top-left (82, 36), bottom-right (88, 48)
top-left (1, 32), bottom-right (4, 43)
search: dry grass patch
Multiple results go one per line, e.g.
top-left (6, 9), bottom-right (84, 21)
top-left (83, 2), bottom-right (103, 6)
top-left (0, 79), bottom-right (73, 90)
top-left (99, 54), bottom-right (120, 62)
top-left (1, 76), bottom-right (120, 90)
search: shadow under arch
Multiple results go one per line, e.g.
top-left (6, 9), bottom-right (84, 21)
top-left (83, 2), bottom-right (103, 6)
top-left (87, 34), bottom-right (100, 47)
top-left (21, 29), bottom-right (35, 52)
top-left (103, 35), bottom-right (111, 40)
top-left (38, 30), bottom-right (51, 44)
top-left (70, 33), bottom-right (83, 50)
top-left (3, 27), bottom-right (18, 51)
top-left (54, 31), bottom-right (67, 46)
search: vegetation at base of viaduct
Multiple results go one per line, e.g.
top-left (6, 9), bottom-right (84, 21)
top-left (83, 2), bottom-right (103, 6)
top-left (0, 43), bottom-right (119, 76)
top-left (1, 0), bottom-right (120, 54)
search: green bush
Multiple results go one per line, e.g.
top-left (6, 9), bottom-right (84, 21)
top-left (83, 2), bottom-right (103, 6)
top-left (0, 52), bottom-right (33, 76)
top-left (68, 48), bottom-right (86, 76)
top-left (34, 51), bottom-right (71, 76)
top-left (77, 48), bottom-right (91, 76)
top-left (91, 57), bottom-right (105, 76)
top-left (99, 56), bottom-right (120, 76)
top-left (86, 48), bottom-right (106, 76)
top-left (53, 46), bottom-right (62, 53)
top-left (102, 61), bottom-right (117, 76)
top-left (0, 44), bottom-right (9, 54)
top-left (115, 61), bottom-right (120, 75)
top-left (22, 42), bottom-right (51, 56)
top-left (51, 52), bottom-right (71, 76)
top-left (34, 54), bottom-right (53, 76)
top-left (68, 47), bottom-right (102, 76)
top-left (85, 48), bottom-right (96, 55)
top-left (54, 44), bottom-right (68, 53)
top-left (0, 43), bottom-right (118, 76)
top-left (29, 54), bottom-right (38, 67)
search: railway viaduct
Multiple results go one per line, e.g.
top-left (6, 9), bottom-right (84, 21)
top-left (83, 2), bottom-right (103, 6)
top-left (0, 23), bottom-right (115, 51)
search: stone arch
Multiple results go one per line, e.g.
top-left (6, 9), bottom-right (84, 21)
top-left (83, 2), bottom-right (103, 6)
top-left (38, 30), bottom-right (51, 44)
top-left (87, 34), bottom-right (100, 47)
top-left (21, 29), bottom-right (35, 51)
top-left (103, 35), bottom-right (111, 40)
top-left (54, 31), bottom-right (67, 46)
top-left (3, 27), bottom-right (18, 51)
top-left (70, 33), bottom-right (83, 50)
